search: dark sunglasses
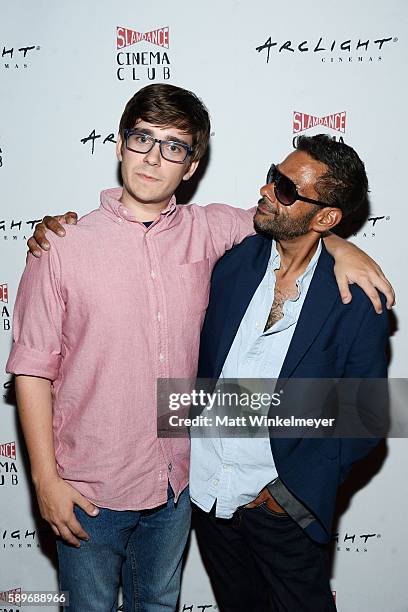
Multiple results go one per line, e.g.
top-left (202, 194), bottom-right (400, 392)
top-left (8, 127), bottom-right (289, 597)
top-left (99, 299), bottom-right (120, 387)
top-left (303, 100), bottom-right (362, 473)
top-left (266, 164), bottom-right (330, 207)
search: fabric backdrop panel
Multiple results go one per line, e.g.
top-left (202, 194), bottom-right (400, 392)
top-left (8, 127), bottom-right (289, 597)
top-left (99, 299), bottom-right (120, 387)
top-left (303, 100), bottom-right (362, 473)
top-left (1, 1), bottom-right (407, 610)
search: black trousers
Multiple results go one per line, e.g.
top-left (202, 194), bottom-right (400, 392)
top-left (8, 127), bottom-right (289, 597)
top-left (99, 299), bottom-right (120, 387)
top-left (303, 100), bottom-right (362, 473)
top-left (193, 504), bottom-right (336, 612)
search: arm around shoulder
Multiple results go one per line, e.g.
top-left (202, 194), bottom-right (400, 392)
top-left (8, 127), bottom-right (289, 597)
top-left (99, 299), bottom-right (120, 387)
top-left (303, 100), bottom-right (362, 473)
top-left (204, 203), bottom-right (256, 259)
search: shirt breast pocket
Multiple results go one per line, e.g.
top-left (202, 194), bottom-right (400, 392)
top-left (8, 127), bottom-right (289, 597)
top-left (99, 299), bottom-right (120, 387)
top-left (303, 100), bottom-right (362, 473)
top-left (178, 259), bottom-right (211, 313)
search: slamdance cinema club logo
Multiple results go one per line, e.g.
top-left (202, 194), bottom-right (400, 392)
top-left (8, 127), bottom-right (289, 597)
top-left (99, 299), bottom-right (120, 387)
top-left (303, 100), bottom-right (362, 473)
top-left (0, 283), bottom-right (8, 304)
top-left (293, 110), bottom-right (346, 146)
top-left (0, 587), bottom-right (21, 611)
top-left (292, 110), bottom-right (391, 239)
top-left (1, 283), bottom-right (10, 332)
top-left (116, 26), bottom-right (171, 81)
top-left (0, 442), bottom-right (16, 461)
top-left (0, 440), bottom-right (18, 487)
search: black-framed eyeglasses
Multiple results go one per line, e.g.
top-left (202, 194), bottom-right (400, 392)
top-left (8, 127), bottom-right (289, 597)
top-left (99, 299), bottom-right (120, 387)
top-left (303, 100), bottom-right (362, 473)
top-left (124, 129), bottom-right (193, 163)
top-left (266, 164), bottom-right (330, 207)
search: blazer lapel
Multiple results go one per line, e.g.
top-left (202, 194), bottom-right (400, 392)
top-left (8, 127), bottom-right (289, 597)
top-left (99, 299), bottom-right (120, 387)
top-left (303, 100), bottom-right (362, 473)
top-left (278, 244), bottom-right (338, 380)
top-left (213, 236), bottom-right (272, 377)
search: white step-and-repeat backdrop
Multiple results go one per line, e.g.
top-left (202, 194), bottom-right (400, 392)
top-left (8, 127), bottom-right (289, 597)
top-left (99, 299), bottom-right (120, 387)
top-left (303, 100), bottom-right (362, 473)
top-left (1, 1), bottom-right (407, 610)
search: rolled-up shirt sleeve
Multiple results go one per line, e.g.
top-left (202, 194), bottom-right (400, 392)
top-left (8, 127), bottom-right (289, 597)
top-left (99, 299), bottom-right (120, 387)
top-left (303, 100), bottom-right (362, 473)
top-left (6, 241), bottom-right (64, 381)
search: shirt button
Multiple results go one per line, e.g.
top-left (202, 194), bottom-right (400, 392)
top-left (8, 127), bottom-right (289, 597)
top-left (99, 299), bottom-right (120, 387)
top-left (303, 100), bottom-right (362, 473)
top-left (157, 312), bottom-right (161, 322)
top-left (159, 353), bottom-right (164, 362)
top-left (151, 270), bottom-right (156, 279)
top-left (117, 217), bottom-right (123, 223)
top-left (222, 464), bottom-right (229, 471)
top-left (213, 479), bottom-right (219, 486)
top-left (168, 463), bottom-right (172, 472)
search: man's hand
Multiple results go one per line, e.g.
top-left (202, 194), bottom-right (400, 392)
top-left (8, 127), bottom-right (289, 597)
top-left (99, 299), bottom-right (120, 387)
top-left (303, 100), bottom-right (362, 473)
top-left (15, 376), bottom-right (97, 547)
top-left (34, 475), bottom-right (99, 547)
top-left (324, 234), bottom-right (395, 313)
top-left (245, 487), bottom-right (286, 514)
top-left (27, 212), bottom-right (78, 257)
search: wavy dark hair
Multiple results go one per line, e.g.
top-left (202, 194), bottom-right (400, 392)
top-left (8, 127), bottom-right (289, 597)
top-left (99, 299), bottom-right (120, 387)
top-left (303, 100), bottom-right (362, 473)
top-left (119, 84), bottom-right (210, 162)
top-left (295, 134), bottom-right (368, 217)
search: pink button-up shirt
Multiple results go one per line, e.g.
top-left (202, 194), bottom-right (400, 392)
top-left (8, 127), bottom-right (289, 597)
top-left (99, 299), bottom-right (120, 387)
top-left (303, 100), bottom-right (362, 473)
top-left (7, 188), bottom-right (255, 510)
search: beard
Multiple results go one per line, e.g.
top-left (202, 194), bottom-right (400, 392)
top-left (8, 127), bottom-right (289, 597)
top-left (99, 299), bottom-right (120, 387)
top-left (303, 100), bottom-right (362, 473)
top-left (254, 200), bottom-right (319, 241)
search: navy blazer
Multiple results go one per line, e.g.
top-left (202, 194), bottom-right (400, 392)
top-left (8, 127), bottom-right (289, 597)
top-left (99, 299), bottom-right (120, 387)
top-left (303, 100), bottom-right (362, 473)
top-left (197, 235), bottom-right (389, 543)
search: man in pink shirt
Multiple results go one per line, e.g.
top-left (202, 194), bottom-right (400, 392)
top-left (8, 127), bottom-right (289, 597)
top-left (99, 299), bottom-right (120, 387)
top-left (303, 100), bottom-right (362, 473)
top-left (8, 84), bottom-right (394, 611)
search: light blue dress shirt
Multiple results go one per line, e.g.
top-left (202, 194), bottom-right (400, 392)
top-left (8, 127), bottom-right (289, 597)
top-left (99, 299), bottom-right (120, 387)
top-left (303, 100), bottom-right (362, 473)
top-left (190, 239), bottom-right (322, 518)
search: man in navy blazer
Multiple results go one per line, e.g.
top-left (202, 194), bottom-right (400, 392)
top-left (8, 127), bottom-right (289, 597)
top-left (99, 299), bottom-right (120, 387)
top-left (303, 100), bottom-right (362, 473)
top-left (190, 135), bottom-right (389, 612)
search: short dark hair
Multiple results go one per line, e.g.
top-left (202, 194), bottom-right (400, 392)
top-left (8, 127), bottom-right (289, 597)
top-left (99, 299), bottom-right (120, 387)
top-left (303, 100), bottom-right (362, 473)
top-left (119, 83), bottom-right (211, 162)
top-left (295, 134), bottom-right (368, 217)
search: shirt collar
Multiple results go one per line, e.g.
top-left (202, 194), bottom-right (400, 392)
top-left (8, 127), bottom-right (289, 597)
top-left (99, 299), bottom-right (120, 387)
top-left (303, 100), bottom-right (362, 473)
top-left (269, 239), bottom-right (322, 290)
top-left (261, 240), bottom-right (322, 334)
top-left (100, 187), bottom-right (177, 224)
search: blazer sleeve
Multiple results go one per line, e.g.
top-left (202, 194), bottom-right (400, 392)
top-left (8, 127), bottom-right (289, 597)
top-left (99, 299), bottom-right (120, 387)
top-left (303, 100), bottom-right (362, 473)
top-left (339, 293), bottom-right (389, 477)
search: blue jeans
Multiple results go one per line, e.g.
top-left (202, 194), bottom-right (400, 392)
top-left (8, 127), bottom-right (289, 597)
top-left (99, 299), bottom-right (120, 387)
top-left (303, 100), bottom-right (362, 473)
top-left (56, 486), bottom-right (191, 612)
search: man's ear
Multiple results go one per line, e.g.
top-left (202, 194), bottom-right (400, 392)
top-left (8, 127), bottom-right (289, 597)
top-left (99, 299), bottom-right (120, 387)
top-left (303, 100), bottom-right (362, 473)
top-left (116, 134), bottom-right (123, 162)
top-left (312, 207), bottom-right (343, 233)
top-left (182, 159), bottom-right (200, 182)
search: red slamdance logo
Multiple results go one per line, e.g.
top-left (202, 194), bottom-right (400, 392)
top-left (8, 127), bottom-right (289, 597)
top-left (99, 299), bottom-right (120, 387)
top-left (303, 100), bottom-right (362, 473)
top-left (116, 27), bottom-right (169, 50)
top-left (0, 587), bottom-right (21, 602)
top-left (0, 442), bottom-right (16, 460)
top-left (293, 111), bottom-right (346, 134)
top-left (0, 284), bottom-right (8, 303)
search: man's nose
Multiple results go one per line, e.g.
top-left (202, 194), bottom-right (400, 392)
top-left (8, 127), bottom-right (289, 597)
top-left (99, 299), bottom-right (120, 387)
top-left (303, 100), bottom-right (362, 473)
top-left (260, 182), bottom-right (276, 203)
top-left (143, 141), bottom-right (161, 165)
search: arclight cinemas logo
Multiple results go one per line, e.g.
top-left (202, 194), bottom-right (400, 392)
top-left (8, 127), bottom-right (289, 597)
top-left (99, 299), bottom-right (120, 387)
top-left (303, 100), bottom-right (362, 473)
top-left (256, 34), bottom-right (398, 64)
top-left (116, 26), bottom-right (171, 82)
top-left (293, 111), bottom-right (346, 134)
top-left (0, 442), bottom-right (16, 460)
top-left (2, 43), bottom-right (40, 70)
